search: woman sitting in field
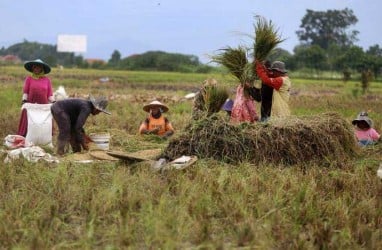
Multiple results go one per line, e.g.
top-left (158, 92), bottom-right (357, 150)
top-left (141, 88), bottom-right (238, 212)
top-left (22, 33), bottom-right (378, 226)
top-left (352, 111), bottom-right (380, 146)
top-left (139, 100), bottom-right (174, 139)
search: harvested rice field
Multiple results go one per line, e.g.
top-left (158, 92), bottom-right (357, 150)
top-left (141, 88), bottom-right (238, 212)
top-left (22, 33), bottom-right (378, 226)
top-left (0, 66), bottom-right (381, 249)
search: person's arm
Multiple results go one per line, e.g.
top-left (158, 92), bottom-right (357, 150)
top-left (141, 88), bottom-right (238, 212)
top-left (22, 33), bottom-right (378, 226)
top-left (371, 128), bottom-right (381, 141)
top-left (245, 84), bottom-right (262, 102)
top-left (47, 78), bottom-right (54, 103)
top-left (139, 119), bottom-right (149, 134)
top-left (74, 104), bottom-right (92, 145)
top-left (21, 77), bottom-right (31, 104)
top-left (161, 118), bottom-right (174, 138)
top-left (255, 61), bottom-right (283, 90)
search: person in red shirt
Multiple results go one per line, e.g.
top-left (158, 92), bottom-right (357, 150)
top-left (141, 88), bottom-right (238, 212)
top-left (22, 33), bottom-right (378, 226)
top-left (139, 100), bottom-right (174, 139)
top-left (255, 60), bottom-right (291, 118)
top-left (17, 59), bottom-right (54, 136)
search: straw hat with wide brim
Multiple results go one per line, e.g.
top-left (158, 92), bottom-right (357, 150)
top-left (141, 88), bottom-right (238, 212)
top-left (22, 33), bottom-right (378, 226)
top-left (352, 111), bottom-right (373, 127)
top-left (143, 100), bottom-right (169, 113)
top-left (24, 59), bottom-right (51, 74)
top-left (89, 95), bottom-right (112, 115)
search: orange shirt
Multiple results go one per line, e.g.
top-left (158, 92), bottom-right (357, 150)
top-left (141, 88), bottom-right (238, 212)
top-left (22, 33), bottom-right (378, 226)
top-left (139, 115), bottom-right (174, 136)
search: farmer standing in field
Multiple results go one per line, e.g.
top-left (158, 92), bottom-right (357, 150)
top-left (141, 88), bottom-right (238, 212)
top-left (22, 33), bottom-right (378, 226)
top-left (255, 60), bottom-right (291, 118)
top-left (17, 59), bottom-right (55, 136)
top-left (246, 60), bottom-right (274, 122)
top-left (51, 95), bottom-right (111, 155)
top-left (139, 100), bottom-right (174, 139)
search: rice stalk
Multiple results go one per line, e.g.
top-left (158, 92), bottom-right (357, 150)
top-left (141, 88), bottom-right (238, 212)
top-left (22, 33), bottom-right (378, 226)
top-left (202, 85), bottom-right (229, 114)
top-left (211, 46), bottom-right (255, 85)
top-left (253, 16), bottom-right (284, 62)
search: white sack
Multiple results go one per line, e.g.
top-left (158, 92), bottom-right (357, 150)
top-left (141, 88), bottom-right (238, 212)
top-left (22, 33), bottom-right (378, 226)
top-left (23, 103), bottom-right (53, 147)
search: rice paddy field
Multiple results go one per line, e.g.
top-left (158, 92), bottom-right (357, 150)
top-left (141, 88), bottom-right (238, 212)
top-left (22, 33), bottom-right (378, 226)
top-left (0, 65), bottom-right (381, 249)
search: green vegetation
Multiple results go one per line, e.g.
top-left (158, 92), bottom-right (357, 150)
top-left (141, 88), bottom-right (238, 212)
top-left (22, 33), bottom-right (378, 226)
top-left (0, 63), bottom-right (381, 249)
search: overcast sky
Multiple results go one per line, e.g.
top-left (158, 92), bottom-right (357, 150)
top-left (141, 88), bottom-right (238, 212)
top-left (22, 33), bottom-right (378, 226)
top-left (1, 0), bottom-right (380, 63)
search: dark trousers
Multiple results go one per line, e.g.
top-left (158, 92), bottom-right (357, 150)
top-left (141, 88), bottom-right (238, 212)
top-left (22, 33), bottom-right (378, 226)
top-left (260, 84), bottom-right (273, 121)
top-left (51, 105), bottom-right (82, 155)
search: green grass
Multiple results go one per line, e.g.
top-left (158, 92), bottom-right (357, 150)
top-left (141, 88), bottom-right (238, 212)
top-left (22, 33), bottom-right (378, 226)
top-left (0, 66), bottom-right (381, 248)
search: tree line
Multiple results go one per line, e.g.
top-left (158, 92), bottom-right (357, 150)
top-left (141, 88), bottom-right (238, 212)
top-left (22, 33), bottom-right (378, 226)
top-left (1, 8), bottom-right (381, 78)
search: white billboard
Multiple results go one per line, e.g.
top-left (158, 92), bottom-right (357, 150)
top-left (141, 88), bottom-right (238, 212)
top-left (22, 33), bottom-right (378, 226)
top-left (57, 34), bottom-right (87, 53)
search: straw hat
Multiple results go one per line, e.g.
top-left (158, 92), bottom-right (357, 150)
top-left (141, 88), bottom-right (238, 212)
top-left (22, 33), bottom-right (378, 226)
top-left (352, 111), bottom-right (372, 127)
top-left (24, 59), bottom-right (51, 74)
top-left (143, 100), bottom-right (169, 113)
top-left (89, 95), bottom-right (111, 115)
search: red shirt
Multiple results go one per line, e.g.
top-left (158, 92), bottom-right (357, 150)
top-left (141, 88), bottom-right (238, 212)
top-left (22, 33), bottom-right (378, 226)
top-left (256, 62), bottom-right (283, 90)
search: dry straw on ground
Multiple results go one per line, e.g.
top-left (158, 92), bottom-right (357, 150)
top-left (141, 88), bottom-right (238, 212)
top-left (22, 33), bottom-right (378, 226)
top-left (163, 112), bottom-right (358, 165)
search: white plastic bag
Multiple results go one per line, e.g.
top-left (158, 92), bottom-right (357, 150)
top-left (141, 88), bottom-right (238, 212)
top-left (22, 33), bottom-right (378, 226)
top-left (4, 134), bottom-right (32, 148)
top-left (23, 103), bottom-right (53, 147)
top-left (4, 146), bottom-right (59, 163)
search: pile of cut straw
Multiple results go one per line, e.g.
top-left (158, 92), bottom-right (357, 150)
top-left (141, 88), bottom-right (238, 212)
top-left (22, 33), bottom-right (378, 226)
top-left (162, 112), bottom-right (358, 166)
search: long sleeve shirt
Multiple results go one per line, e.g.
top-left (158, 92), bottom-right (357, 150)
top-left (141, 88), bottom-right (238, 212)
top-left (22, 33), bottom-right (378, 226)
top-left (256, 62), bottom-right (291, 118)
top-left (51, 99), bottom-right (94, 143)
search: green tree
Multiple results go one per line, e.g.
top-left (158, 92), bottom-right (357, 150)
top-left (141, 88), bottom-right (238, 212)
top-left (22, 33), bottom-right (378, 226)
top-left (365, 45), bottom-right (382, 79)
top-left (108, 50), bottom-right (122, 67)
top-left (296, 8), bottom-right (359, 50)
top-left (293, 44), bottom-right (327, 70)
top-left (120, 51), bottom-right (203, 72)
top-left (334, 46), bottom-right (365, 71)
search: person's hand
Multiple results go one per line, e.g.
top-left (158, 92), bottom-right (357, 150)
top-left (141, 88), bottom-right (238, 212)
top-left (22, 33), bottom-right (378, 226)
top-left (82, 142), bottom-right (89, 151)
top-left (149, 128), bottom-right (160, 135)
top-left (160, 130), bottom-right (174, 139)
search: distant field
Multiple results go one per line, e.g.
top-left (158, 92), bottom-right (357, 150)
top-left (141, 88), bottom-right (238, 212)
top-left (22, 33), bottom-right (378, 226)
top-left (0, 65), bottom-right (381, 249)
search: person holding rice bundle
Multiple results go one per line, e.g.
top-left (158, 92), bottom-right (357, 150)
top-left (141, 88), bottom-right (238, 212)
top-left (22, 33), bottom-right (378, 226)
top-left (211, 46), bottom-right (259, 123)
top-left (255, 60), bottom-right (291, 118)
top-left (139, 100), bottom-right (174, 139)
top-left (230, 83), bottom-right (259, 123)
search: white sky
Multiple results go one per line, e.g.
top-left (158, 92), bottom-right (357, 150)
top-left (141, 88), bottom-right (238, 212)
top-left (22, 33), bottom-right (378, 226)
top-left (0, 0), bottom-right (380, 63)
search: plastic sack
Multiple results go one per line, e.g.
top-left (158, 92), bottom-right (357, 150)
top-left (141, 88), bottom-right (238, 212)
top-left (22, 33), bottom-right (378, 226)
top-left (22, 103), bottom-right (53, 147)
top-left (4, 135), bottom-right (32, 149)
top-left (4, 146), bottom-right (59, 163)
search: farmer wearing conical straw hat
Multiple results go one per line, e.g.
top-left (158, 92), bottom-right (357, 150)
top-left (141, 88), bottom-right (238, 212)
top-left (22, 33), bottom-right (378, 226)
top-left (139, 100), bottom-right (174, 139)
top-left (255, 60), bottom-right (291, 118)
top-left (17, 59), bottom-right (55, 137)
top-left (51, 95), bottom-right (111, 155)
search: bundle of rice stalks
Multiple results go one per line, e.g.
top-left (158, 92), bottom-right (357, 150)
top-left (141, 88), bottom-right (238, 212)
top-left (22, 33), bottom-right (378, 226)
top-left (162, 112), bottom-right (358, 166)
top-left (211, 46), bottom-right (255, 85)
top-left (192, 81), bottom-right (228, 120)
top-left (202, 85), bottom-right (229, 114)
top-left (253, 16), bottom-right (284, 62)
